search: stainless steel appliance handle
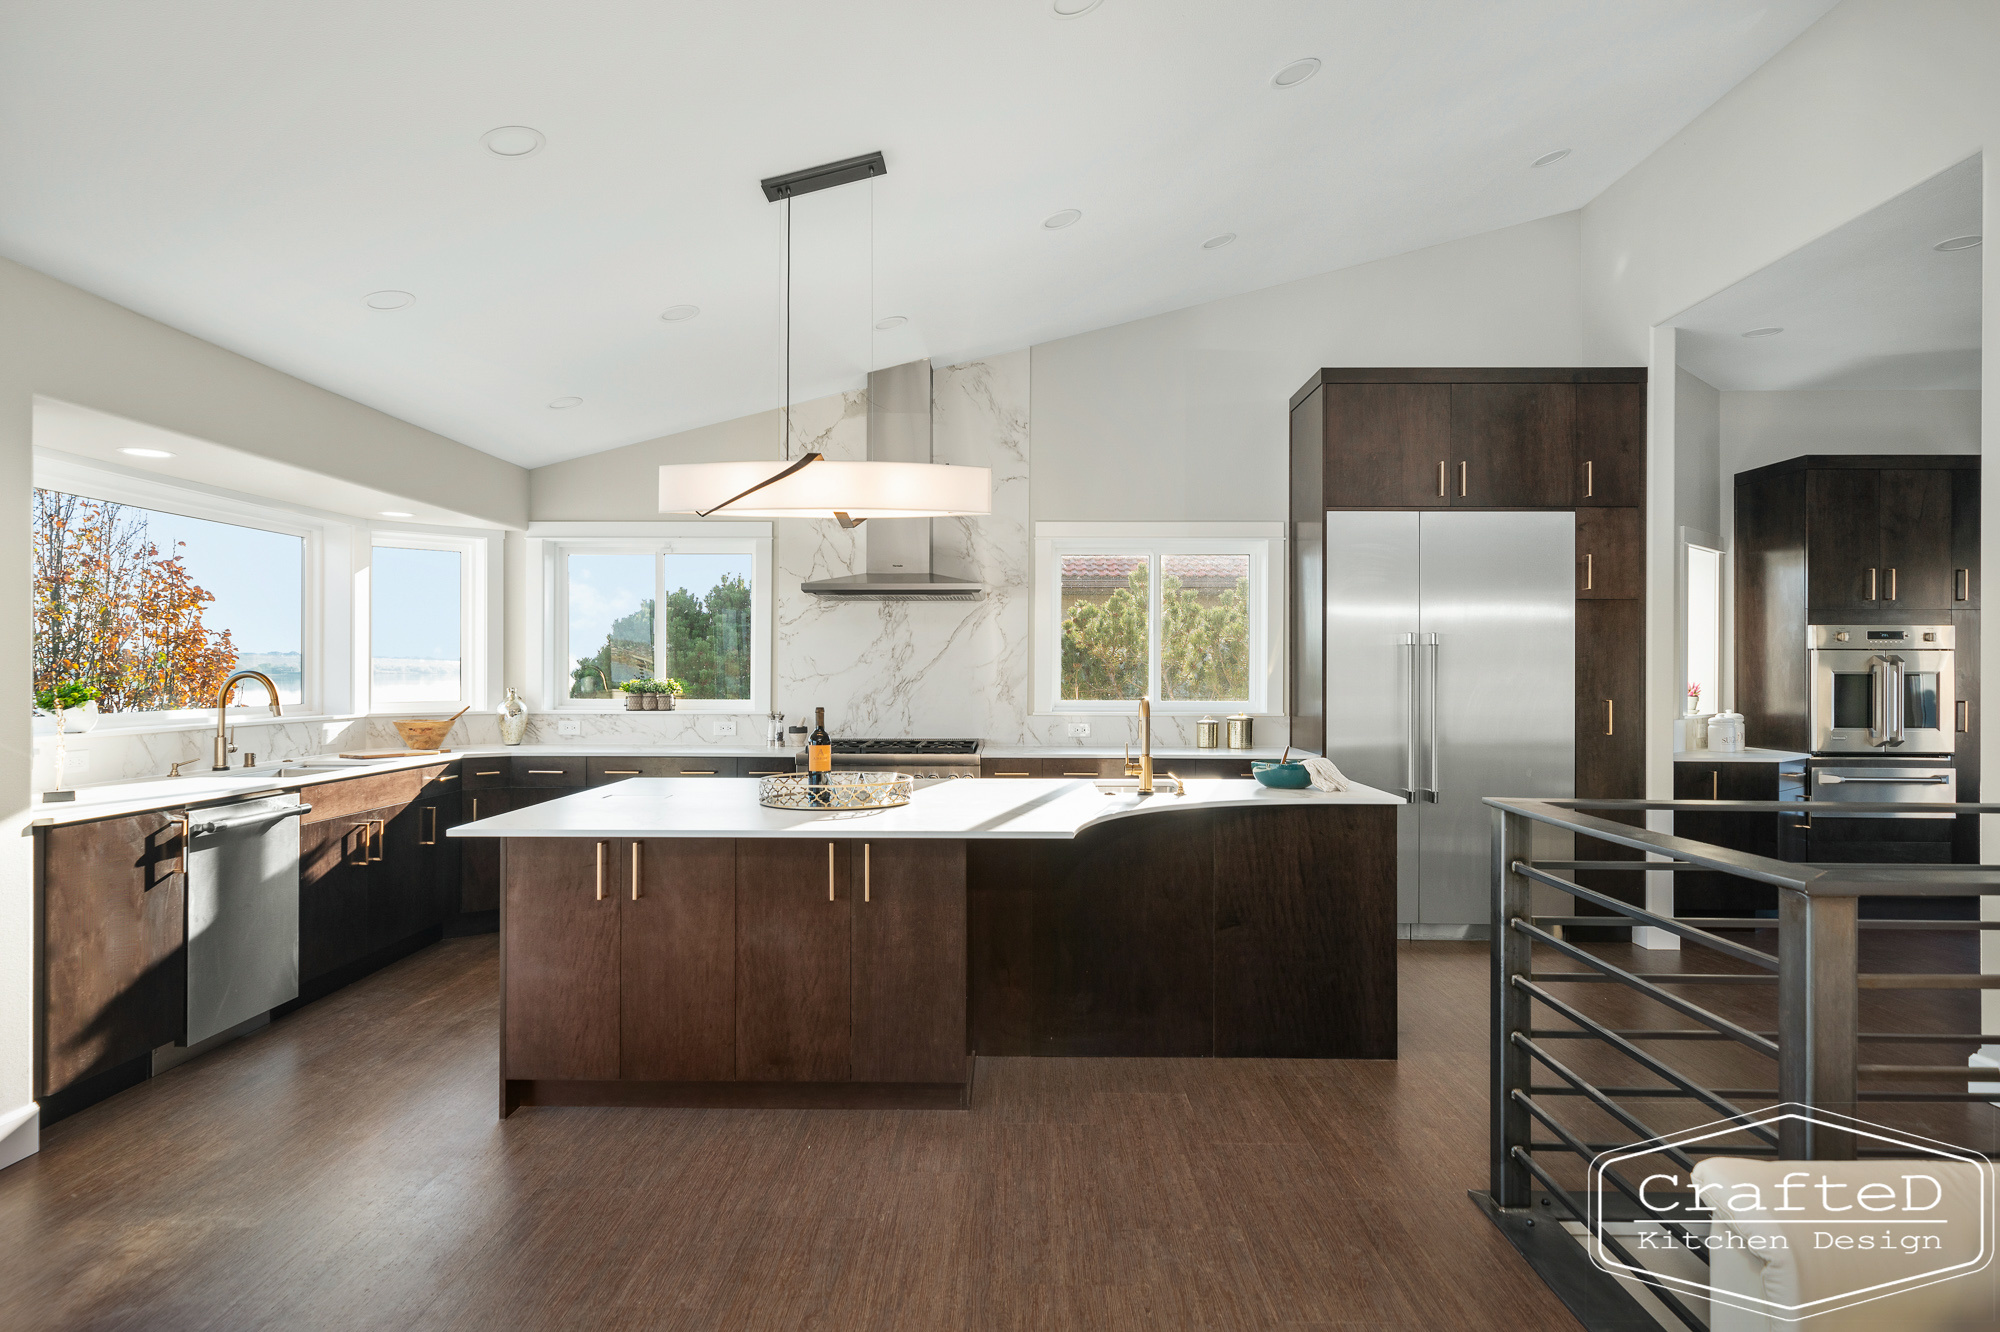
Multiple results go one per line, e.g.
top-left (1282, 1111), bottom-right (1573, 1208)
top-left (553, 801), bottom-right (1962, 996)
top-left (189, 803), bottom-right (310, 836)
top-left (1868, 656), bottom-right (1891, 746)
top-left (1887, 654), bottom-right (1905, 747)
top-left (1818, 773), bottom-right (1949, 785)
top-left (1401, 632), bottom-right (1419, 799)
top-left (1425, 632), bottom-right (1441, 801)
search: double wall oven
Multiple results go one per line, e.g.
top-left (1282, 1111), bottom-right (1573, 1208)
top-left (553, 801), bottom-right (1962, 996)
top-left (1806, 624), bottom-right (1957, 843)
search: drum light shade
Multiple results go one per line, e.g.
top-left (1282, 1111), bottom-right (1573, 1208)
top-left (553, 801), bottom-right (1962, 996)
top-left (659, 459), bottom-right (991, 520)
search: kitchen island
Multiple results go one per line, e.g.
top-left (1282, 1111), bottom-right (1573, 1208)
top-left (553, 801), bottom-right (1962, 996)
top-left (453, 776), bottom-right (1402, 1115)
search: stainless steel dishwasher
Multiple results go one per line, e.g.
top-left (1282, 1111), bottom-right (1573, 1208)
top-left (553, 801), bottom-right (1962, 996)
top-left (183, 794), bottom-right (308, 1046)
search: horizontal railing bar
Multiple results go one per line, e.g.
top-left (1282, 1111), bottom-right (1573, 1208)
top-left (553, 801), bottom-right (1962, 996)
top-left (1491, 799), bottom-right (1816, 891)
top-left (1515, 924), bottom-right (1780, 1056)
top-left (1530, 1028), bottom-right (1994, 1044)
top-left (1514, 861), bottom-right (1780, 969)
top-left (1859, 974), bottom-right (2000, 989)
top-left (1513, 1090), bottom-right (1712, 1259)
top-left (1860, 1091), bottom-right (2000, 1102)
top-left (1532, 860), bottom-right (1700, 872)
top-left (1531, 971), bottom-right (1776, 984)
top-left (1532, 1086), bottom-right (1778, 1098)
top-left (1531, 1142), bottom-right (1779, 1157)
top-left (1513, 1035), bottom-right (1697, 1172)
top-left (1509, 1148), bottom-right (1712, 1331)
top-left (1515, 980), bottom-right (1780, 1137)
top-left (1662, 919), bottom-right (2000, 932)
top-left (1859, 1065), bottom-right (2000, 1079)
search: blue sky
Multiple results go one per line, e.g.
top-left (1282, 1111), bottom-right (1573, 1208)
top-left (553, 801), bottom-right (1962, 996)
top-left (372, 546), bottom-right (461, 659)
top-left (141, 506), bottom-right (302, 655)
top-left (566, 552), bottom-right (751, 667)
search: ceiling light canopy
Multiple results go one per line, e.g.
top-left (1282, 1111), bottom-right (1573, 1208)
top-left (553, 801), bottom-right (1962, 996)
top-left (659, 150), bottom-right (991, 528)
top-left (118, 446), bottom-right (175, 459)
top-left (1741, 326), bottom-right (1784, 338)
top-left (1934, 234), bottom-right (1982, 251)
top-left (379, 510), bottom-right (414, 518)
top-left (364, 290), bottom-right (414, 310)
top-left (1201, 232), bottom-right (1236, 249)
top-left (481, 125), bottom-right (545, 157)
top-left (1043, 209), bottom-right (1082, 229)
top-left (1272, 58), bottom-right (1321, 88)
top-left (659, 304), bottom-right (700, 322)
top-left (1051, 0), bottom-right (1102, 15)
top-left (874, 315), bottom-right (908, 330)
top-left (1531, 149), bottom-right (1571, 168)
top-left (548, 396), bottom-right (583, 409)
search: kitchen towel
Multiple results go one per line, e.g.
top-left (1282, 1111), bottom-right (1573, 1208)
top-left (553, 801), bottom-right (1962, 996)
top-left (1299, 756), bottom-right (1350, 792)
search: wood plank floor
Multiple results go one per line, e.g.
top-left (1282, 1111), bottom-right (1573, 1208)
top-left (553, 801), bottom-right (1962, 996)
top-left (0, 937), bottom-right (1578, 1331)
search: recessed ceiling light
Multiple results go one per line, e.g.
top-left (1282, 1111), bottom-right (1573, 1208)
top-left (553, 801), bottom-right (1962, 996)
top-left (480, 126), bottom-right (545, 157)
top-left (379, 511), bottom-right (414, 519)
top-left (548, 396), bottom-right (583, 409)
top-left (118, 447), bottom-right (175, 459)
top-left (1531, 149), bottom-right (1572, 168)
top-left (874, 315), bottom-right (908, 330)
top-left (364, 290), bottom-right (414, 311)
top-left (1201, 233), bottom-right (1236, 250)
top-left (1043, 209), bottom-right (1082, 230)
top-left (659, 304), bottom-right (700, 322)
top-left (1741, 326), bottom-right (1784, 338)
top-left (1051, 0), bottom-right (1102, 14)
top-left (1934, 234), bottom-right (1982, 251)
top-left (1272, 58), bottom-right (1321, 89)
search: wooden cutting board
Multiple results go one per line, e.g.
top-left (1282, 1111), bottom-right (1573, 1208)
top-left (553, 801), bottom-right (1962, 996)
top-left (337, 749), bottom-right (453, 758)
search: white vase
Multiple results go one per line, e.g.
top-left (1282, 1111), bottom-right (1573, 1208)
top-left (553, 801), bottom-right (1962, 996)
top-left (497, 688), bottom-right (528, 745)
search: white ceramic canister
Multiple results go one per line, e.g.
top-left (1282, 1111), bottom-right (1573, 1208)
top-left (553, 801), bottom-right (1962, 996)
top-left (1708, 711), bottom-right (1745, 753)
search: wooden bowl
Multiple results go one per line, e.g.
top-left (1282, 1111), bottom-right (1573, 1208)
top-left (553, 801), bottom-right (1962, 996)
top-left (392, 718), bottom-right (457, 751)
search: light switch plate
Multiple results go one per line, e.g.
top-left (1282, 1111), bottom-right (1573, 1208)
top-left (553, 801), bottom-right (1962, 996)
top-left (709, 717), bottom-right (738, 737)
top-left (556, 719), bottom-right (581, 738)
top-left (1066, 722), bottom-right (1090, 738)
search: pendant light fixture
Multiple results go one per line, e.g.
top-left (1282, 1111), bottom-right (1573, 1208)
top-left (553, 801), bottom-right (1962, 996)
top-left (658, 152), bottom-right (991, 527)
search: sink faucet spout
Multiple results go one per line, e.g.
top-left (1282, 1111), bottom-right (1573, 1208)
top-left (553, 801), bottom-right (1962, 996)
top-left (213, 670), bottom-right (282, 771)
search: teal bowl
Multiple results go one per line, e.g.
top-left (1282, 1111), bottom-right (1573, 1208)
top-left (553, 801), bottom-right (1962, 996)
top-left (1251, 761), bottom-right (1311, 789)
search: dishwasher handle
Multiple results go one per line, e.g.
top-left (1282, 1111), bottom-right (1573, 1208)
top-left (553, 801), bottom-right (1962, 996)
top-left (189, 802), bottom-right (311, 836)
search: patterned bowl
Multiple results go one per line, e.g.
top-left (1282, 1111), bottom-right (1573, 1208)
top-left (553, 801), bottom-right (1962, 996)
top-left (1251, 761), bottom-right (1311, 789)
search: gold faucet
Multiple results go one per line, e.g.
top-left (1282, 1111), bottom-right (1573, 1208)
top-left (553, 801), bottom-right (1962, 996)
top-left (213, 669), bottom-right (281, 770)
top-left (1121, 696), bottom-right (1180, 796)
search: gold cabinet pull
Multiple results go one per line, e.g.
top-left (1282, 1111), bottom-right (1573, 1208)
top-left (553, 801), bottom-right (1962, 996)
top-left (992, 771), bottom-right (1033, 778)
top-left (374, 819), bottom-right (386, 861)
top-left (420, 804), bottom-right (437, 845)
top-left (1956, 567), bottom-right (1971, 601)
top-left (603, 769), bottom-right (641, 776)
top-left (470, 795), bottom-right (478, 821)
top-left (1867, 567), bottom-right (1877, 600)
top-left (1584, 458), bottom-right (1594, 498)
top-left (1886, 567), bottom-right (1897, 600)
top-left (1606, 699), bottom-right (1615, 736)
top-left (631, 842), bottom-right (642, 900)
top-left (1436, 460), bottom-right (1446, 498)
top-left (864, 843), bottom-right (871, 903)
top-left (680, 770), bottom-right (718, 776)
top-left (475, 769), bottom-right (502, 777)
top-left (1958, 700), bottom-right (1971, 733)
top-left (746, 769), bottom-right (789, 776)
top-left (1710, 770), bottom-right (1718, 800)
top-left (1458, 460), bottom-right (1468, 497)
top-left (828, 842), bottom-right (836, 901)
top-left (175, 814), bottom-right (192, 876)
top-left (1583, 552), bottom-right (1594, 592)
top-left (596, 841), bottom-right (606, 901)
top-left (526, 769), bottom-right (567, 775)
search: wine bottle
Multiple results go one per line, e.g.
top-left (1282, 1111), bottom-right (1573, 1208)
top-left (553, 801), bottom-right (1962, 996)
top-left (807, 707), bottom-right (832, 806)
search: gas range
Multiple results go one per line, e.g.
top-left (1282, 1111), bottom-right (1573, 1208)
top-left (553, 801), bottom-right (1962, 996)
top-left (819, 738), bottom-right (981, 781)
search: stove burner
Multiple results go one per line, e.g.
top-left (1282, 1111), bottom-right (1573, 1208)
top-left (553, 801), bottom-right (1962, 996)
top-left (830, 739), bottom-right (978, 756)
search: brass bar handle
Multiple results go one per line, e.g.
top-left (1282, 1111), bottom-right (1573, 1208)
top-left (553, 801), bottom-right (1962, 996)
top-left (176, 814), bottom-right (192, 876)
top-left (603, 770), bottom-right (641, 776)
top-left (470, 795), bottom-right (478, 821)
top-left (350, 822), bottom-right (374, 864)
top-left (1886, 567), bottom-right (1896, 601)
top-left (525, 769), bottom-right (567, 775)
top-left (993, 771), bottom-right (1034, 777)
top-left (373, 819), bottom-right (386, 862)
top-left (1437, 460), bottom-right (1446, 498)
top-left (1958, 699), bottom-right (1970, 733)
top-left (1458, 460), bottom-right (1468, 497)
top-left (828, 842), bottom-right (836, 902)
top-left (1956, 567), bottom-right (1970, 601)
top-left (1583, 552), bottom-right (1594, 592)
top-left (421, 805), bottom-right (437, 846)
top-left (596, 841), bottom-right (606, 901)
top-left (438, 773), bottom-right (458, 782)
top-left (746, 769), bottom-right (789, 775)
top-left (1584, 459), bottom-right (1594, 499)
top-left (1710, 770), bottom-right (1718, 800)
top-left (632, 842), bottom-right (642, 900)
top-left (475, 769), bottom-right (503, 777)
top-left (1867, 567), bottom-right (1877, 600)
top-left (864, 843), bottom-right (871, 903)
top-left (1605, 699), bottom-right (1614, 736)
top-left (680, 770), bottom-right (719, 776)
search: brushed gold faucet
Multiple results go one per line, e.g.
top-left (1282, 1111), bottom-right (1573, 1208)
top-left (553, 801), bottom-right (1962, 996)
top-left (213, 669), bottom-right (281, 770)
top-left (1121, 696), bottom-right (1181, 796)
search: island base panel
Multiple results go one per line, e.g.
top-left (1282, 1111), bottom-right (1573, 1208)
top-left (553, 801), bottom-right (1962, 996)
top-left (503, 1073), bottom-right (970, 1116)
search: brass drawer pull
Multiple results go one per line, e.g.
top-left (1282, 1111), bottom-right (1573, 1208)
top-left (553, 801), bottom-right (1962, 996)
top-left (421, 805), bottom-right (438, 845)
top-left (1061, 771), bottom-right (1098, 777)
top-left (1584, 459), bottom-right (1593, 498)
top-left (475, 769), bottom-right (502, 777)
top-left (596, 841), bottom-right (606, 901)
top-left (631, 842), bottom-right (642, 900)
top-left (176, 814), bottom-right (192, 876)
top-left (1956, 567), bottom-right (1970, 601)
top-left (1866, 567), bottom-right (1877, 600)
top-left (602, 770), bottom-right (642, 775)
top-left (1886, 567), bottom-right (1897, 600)
top-left (680, 770), bottom-right (718, 776)
top-left (827, 842), bottom-right (836, 902)
top-left (525, 769), bottom-right (568, 775)
top-left (1958, 700), bottom-right (1970, 733)
top-left (863, 843), bottom-right (871, 903)
top-left (992, 771), bottom-right (1034, 777)
top-left (1458, 460), bottom-right (1468, 497)
top-left (746, 769), bottom-right (789, 776)
top-left (1606, 699), bottom-right (1615, 736)
top-left (1436, 460), bottom-right (1446, 498)
top-left (1583, 552), bottom-right (1594, 592)
top-left (373, 819), bottom-right (385, 862)
top-left (438, 773), bottom-right (458, 781)
top-left (1710, 770), bottom-right (1718, 800)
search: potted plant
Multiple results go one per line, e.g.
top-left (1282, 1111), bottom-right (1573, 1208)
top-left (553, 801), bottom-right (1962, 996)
top-left (620, 677), bottom-right (687, 710)
top-left (34, 681), bottom-right (101, 734)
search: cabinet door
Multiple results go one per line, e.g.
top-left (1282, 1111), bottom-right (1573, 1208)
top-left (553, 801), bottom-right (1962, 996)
top-left (736, 840), bottom-right (850, 1081)
top-left (980, 758), bottom-right (1044, 778)
top-left (423, 795), bottom-right (464, 927)
top-left (851, 840), bottom-right (966, 1083)
top-left (382, 797), bottom-right (456, 938)
top-left (620, 839), bottom-right (736, 1081)
top-left (1879, 469), bottom-right (1954, 611)
top-left (1575, 383), bottom-right (1645, 507)
top-left (503, 839), bottom-right (620, 1080)
top-left (299, 815), bottom-right (372, 981)
top-left (1951, 469), bottom-right (1979, 609)
top-left (1322, 384), bottom-right (1452, 508)
top-left (1576, 599), bottom-right (1645, 798)
top-left (1452, 383), bottom-right (1573, 508)
top-left (1806, 470), bottom-right (1882, 611)
top-left (459, 788), bottom-right (512, 913)
top-left (1576, 508), bottom-right (1643, 600)
top-left (40, 813), bottom-right (186, 1094)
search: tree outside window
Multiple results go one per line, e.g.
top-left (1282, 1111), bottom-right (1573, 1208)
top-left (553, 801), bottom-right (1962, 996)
top-left (1058, 550), bottom-right (1252, 704)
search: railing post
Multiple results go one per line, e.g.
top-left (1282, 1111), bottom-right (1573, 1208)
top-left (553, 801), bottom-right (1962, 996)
top-left (1492, 805), bottom-right (1535, 1205)
top-left (1777, 886), bottom-right (1858, 1160)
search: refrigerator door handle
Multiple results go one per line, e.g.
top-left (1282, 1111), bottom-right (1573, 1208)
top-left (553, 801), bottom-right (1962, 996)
top-left (1424, 632), bottom-right (1441, 802)
top-left (1400, 632), bottom-right (1419, 799)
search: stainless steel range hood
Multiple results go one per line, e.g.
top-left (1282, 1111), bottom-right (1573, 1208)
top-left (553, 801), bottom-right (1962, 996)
top-left (801, 359), bottom-right (985, 601)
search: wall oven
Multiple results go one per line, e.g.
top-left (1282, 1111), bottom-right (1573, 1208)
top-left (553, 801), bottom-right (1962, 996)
top-left (1808, 624), bottom-right (1954, 756)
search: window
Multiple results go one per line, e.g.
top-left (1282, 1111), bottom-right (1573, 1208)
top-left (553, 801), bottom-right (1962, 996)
top-left (371, 542), bottom-right (465, 705)
top-left (1684, 539), bottom-right (1722, 717)
top-left (1036, 527), bottom-right (1280, 714)
top-left (548, 532), bottom-right (771, 710)
top-left (33, 486), bottom-right (306, 713)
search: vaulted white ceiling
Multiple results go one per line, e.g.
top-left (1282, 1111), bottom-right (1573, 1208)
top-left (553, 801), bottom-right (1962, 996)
top-left (0, 1), bottom-right (1839, 466)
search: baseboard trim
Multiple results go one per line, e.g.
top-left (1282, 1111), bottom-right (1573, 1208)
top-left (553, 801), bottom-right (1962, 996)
top-left (0, 1101), bottom-right (39, 1172)
top-left (504, 1074), bottom-right (971, 1116)
top-left (1398, 923), bottom-right (1490, 941)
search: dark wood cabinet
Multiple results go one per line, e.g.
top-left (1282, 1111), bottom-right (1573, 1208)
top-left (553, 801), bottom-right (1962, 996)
top-left (1321, 383), bottom-right (1452, 508)
top-left (1671, 759), bottom-right (1806, 917)
top-left (620, 838), bottom-right (736, 1081)
top-left (299, 814), bottom-right (372, 983)
top-left (501, 839), bottom-right (621, 1081)
top-left (850, 840), bottom-right (967, 1083)
top-left (1575, 382), bottom-right (1645, 507)
top-left (1576, 508), bottom-right (1643, 600)
top-left (38, 812), bottom-right (187, 1098)
top-left (1576, 599), bottom-right (1645, 798)
top-left (460, 788), bottom-right (510, 912)
top-left (1952, 469), bottom-right (1980, 608)
top-left (1803, 465), bottom-right (1959, 613)
top-left (1879, 469), bottom-right (1955, 611)
top-left (735, 840), bottom-right (851, 1082)
top-left (1805, 469), bottom-right (1881, 611)
top-left (1451, 382), bottom-right (1574, 508)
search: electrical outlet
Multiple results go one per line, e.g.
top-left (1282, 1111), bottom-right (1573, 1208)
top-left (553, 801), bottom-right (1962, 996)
top-left (709, 717), bottom-right (738, 737)
top-left (1066, 722), bottom-right (1090, 738)
top-left (556, 719), bottom-right (581, 738)
top-left (65, 750), bottom-right (90, 775)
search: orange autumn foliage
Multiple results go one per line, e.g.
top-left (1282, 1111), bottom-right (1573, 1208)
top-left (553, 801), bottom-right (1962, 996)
top-left (33, 489), bottom-right (238, 712)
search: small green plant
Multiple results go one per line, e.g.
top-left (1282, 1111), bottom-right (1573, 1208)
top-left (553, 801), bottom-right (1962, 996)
top-left (621, 677), bottom-right (688, 697)
top-left (35, 681), bottom-right (99, 712)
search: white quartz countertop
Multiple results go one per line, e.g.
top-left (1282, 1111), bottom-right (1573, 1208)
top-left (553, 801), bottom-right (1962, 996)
top-left (980, 745), bottom-right (1300, 761)
top-left (1672, 748), bottom-right (1811, 764)
top-left (448, 776), bottom-right (1403, 841)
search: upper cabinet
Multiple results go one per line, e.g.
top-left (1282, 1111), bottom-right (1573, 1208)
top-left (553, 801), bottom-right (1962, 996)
top-left (1296, 369), bottom-right (1644, 512)
top-left (1797, 462), bottom-right (1968, 614)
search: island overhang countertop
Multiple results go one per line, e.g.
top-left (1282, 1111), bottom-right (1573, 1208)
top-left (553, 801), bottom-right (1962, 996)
top-left (448, 775), bottom-right (1403, 841)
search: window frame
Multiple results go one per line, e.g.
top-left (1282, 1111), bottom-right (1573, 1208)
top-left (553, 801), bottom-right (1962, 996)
top-left (534, 524), bottom-right (773, 714)
top-left (1679, 525), bottom-right (1726, 722)
top-left (366, 530), bottom-right (485, 714)
top-left (1033, 523), bottom-right (1283, 716)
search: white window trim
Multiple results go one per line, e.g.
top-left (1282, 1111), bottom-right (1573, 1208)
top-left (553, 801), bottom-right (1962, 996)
top-left (33, 453), bottom-right (338, 725)
top-left (364, 528), bottom-right (496, 715)
top-left (526, 521), bottom-right (773, 714)
top-left (1032, 522), bottom-right (1284, 716)
top-left (1679, 524), bottom-right (1726, 720)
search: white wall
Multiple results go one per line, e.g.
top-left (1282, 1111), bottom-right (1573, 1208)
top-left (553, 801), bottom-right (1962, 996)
top-left (1721, 389), bottom-right (1981, 475)
top-left (1676, 370), bottom-right (1723, 537)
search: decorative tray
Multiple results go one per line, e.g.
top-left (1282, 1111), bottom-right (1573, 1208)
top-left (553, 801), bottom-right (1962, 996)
top-left (758, 770), bottom-right (912, 811)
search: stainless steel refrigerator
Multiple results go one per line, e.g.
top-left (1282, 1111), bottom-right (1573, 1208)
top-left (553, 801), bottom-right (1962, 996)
top-left (1325, 511), bottom-right (1575, 936)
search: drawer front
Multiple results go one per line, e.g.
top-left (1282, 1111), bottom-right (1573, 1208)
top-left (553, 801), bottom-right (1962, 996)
top-left (1045, 757), bottom-right (1121, 780)
top-left (301, 769), bottom-right (424, 824)
top-left (511, 757), bottom-right (587, 788)
top-left (662, 757), bottom-right (734, 778)
top-left (418, 761), bottom-right (460, 797)
top-left (740, 758), bottom-right (797, 779)
top-left (587, 756), bottom-right (682, 785)
top-left (1168, 758), bottom-right (1259, 780)
top-left (980, 758), bottom-right (1045, 779)
top-left (461, 760), bottom-right (512, 790)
